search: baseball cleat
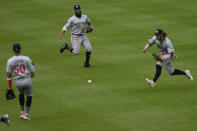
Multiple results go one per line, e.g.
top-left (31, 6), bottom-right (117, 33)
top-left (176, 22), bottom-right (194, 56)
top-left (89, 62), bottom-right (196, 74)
top-left (84, 62), bottom-right (91, 68)
top-left (146, 78), bottom-right (155, 88)
top-left (23, 113), bottom-right (31, 120)
top-left (60, 42), bottom-right (68, 53)
top-left (1, 114), bottom-right (10, 125)
top-left (20, 111), bottom-right (25, 119)
top-left (185, 70), bottom-right (193, 81)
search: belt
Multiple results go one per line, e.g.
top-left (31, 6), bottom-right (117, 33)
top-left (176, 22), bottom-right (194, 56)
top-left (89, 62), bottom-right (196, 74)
top-left (161, 50), bottom-right (167, 55)
top-left (15, 77), bottom-right (27, 81)
top-left (72, 33), bottom-right (84, 36)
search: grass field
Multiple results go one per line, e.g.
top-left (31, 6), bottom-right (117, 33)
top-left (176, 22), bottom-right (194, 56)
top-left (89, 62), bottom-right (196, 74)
top-left (0, 0), bottom-right (197, 130)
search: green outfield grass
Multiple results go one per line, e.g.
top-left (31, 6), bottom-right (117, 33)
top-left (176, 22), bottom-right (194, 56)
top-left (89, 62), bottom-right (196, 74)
top-left (0, 0), bottom-right (197, 130)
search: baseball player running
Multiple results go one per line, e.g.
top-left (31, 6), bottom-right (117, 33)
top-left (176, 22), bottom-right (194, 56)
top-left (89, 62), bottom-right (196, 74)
top-left (6, 43), bottom-right (35, 120)
top-left (59, 5), bottom-right (93, 67)
top-left (142, 29), bottom-right (193, 88)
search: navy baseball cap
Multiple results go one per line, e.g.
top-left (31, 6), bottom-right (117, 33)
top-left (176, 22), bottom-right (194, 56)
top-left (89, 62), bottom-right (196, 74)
top-left (155, 29), bottom-right (164, 36)
top-left (13, 43), bottom-right (21, 52)
top-left (74, 5), bottom-right (81, 10)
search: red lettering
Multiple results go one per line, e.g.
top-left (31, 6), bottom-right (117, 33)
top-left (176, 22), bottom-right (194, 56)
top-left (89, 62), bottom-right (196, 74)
top-left (13, 64), bottom-right (26, 74)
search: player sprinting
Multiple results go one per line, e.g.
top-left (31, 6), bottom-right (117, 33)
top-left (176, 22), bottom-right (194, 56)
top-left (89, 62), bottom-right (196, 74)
top-left (59, 5), bottom-right (93, 67)
top-left (6, 43), bottom-right (35, 120)
top-left (0, 114), bottom-right (10, 125)
top-left (142, 29), bottom-right (193, 88)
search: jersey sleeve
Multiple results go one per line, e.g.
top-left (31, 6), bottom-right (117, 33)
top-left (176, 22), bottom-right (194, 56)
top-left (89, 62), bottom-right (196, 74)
top-left (62, 17), bottom-right (73, 30)
top-left (6, 60), bottom-right (12, 72)
top-left (27, 57), bottom-right (35, 73)
top-left (144, 36), bottom-right (156, 49)
top-left (85, 15), bottom-right (91, 24)
top-left (166, 39), bottom-right (174, 53)
top-left (148, 36), bottom-right (156, 45)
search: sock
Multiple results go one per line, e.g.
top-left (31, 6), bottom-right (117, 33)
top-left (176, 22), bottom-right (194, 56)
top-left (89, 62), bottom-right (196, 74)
top-left (66, 45), bottom-right (73, 53)
top-left (26, 96), bottom-right (32, 113)
top-left (68, 47), bottom-right (73, 53)
top-left (85, 52), bottom-right (91, 64)
top-left (153, 64), bottom-right (162, 83)
top-left (171, 69), bottom-right (186, 75)
top-left (19, 94), bottom-right (25, 112)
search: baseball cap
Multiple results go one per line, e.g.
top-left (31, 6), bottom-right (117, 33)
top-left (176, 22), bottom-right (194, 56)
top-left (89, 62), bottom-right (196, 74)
top-left (13, 43), bottom-right (21, 52)
top-left (74, 5), bottom-right (81, 10)
top-left (155, 29), bottom-right (164, 36)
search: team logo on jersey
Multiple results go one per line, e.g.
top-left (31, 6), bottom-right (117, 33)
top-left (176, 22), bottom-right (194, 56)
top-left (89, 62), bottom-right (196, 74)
top-left (74, 22), bottom-right (84, 33)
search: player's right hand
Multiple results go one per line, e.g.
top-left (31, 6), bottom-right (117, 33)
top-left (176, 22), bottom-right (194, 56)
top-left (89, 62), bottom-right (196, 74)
top-left (59, 30), bottom-right (66, 40)
top-left (59, 35), bottom-right (63, 40)
top-left (142, 48), bottom-right (147, 53)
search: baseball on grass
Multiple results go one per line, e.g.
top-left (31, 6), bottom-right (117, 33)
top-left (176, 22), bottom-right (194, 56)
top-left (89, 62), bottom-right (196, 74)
top-left (88, 80), bottom-right (92, 83)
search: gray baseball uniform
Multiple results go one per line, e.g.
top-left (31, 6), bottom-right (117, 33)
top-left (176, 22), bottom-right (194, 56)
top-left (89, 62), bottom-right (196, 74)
top-left (62, 14), bottom-right (92, 54)
top-left (145, 36), bottom-right (176, 74)
top-left (6, 55), bottom-right (35, 96)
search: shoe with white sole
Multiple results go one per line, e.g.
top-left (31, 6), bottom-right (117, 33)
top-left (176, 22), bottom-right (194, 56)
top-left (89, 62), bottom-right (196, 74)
top-left (60, 42), bottom-right (68, 53)
top-left (185, 70), bottom-right (193, 81)
top-left (20, 111), bottom-right (25, 119)
top-left (146, 78), bottom-right (155, 88)
top-left (1, 114), bottom-right (10, 125)
top-left (23, 113), bottom-right (31, 120)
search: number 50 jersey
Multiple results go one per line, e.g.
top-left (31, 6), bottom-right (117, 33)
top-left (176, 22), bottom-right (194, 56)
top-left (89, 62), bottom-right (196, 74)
top-left (6, 55), bottom-right (35, 79)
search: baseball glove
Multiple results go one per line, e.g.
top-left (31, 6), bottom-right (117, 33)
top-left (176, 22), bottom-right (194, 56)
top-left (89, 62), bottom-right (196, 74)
top-left (152, 53), bottom-right (164, 62)
top-left (86, 26), bottom-right (93, 33)
top-left (6, 89), bottom-right (15, 100)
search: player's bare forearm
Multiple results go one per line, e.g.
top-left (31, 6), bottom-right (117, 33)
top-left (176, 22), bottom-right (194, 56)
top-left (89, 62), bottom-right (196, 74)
top-left (7, 72), bottom-right (12, 78)
top-left (161, 53), bottom-right (174, 61)
top-left (88, 22), bottom-right (92, 26)
top-left (31, 72), bottom-right (34, 78)
top-left (88, 22), bottom-right (93, 28)
top-left (142, 43), bottom-right (152, 54)
top-left (7, 72), bottom-right (12, 90)
top-left (86, 23), bottom-right (94, 33)
top-left (169, 53), bottom-right (173, 57)
top-left (59, 30), bottom-right (65, 40)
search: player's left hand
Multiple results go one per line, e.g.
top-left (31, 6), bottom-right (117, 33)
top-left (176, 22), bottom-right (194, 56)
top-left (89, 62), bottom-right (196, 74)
top-left (152, 53), bottom-right (164, 62)
top-left (6, 88), bottom-right (16, 100)
top-left (86, 26), bottom-right (93, 33)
